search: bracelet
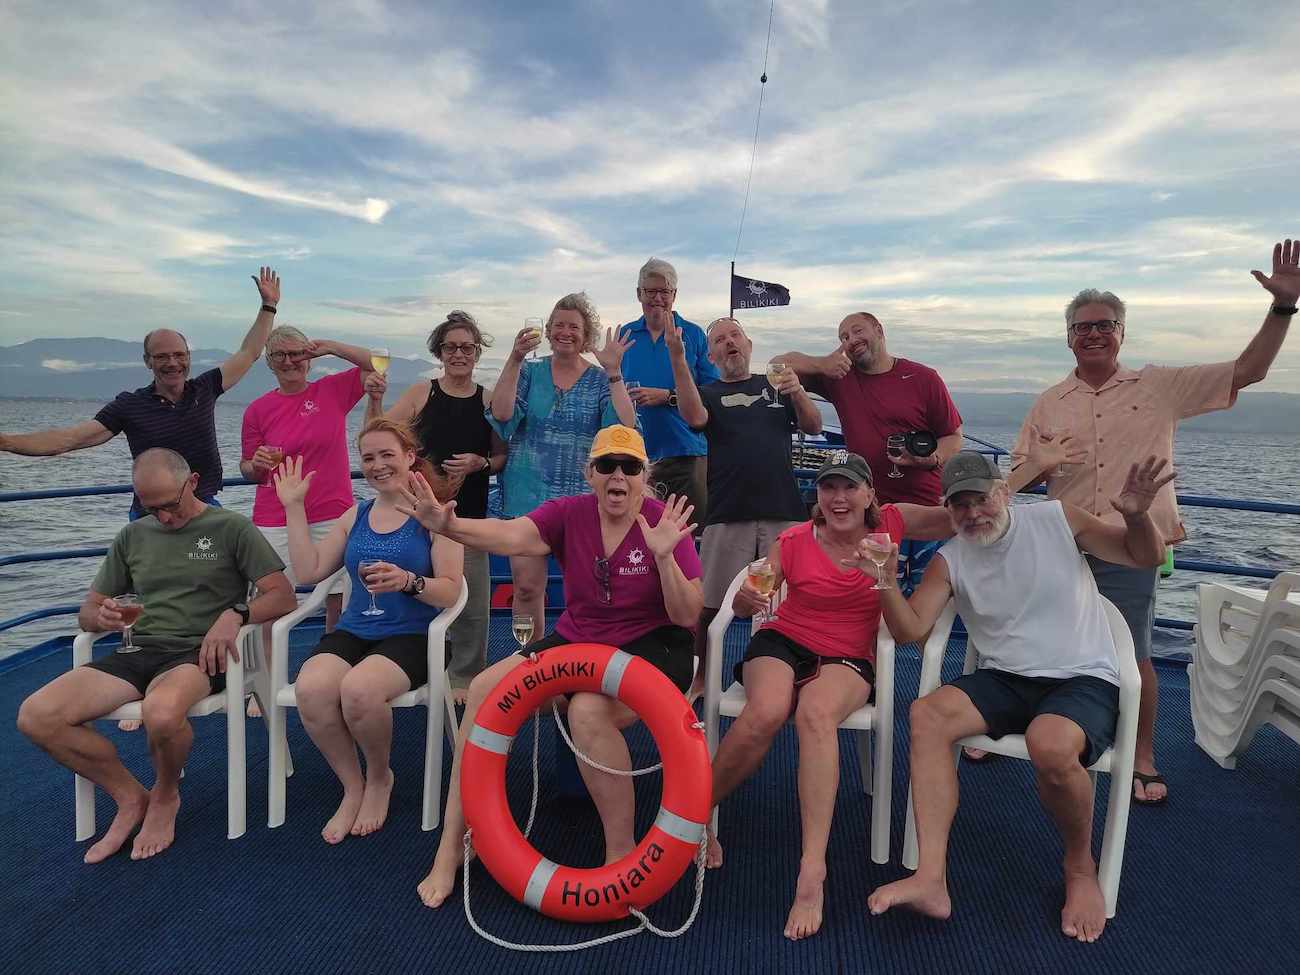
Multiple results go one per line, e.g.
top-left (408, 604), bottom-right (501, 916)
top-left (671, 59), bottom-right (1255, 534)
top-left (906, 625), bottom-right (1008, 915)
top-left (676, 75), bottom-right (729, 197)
top-left (607, 374), bottom-right (623, 383)
top-left (261, 303), bottom-right (278, 314)
top-left (480, 455), bottom-right (489, 472)
top-left (1271, 304), bottom-right (1297, 316)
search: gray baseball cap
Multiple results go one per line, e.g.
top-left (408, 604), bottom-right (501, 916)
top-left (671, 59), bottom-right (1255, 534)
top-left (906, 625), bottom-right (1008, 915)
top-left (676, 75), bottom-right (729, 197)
top-left (940, 450), bottom-right (1003, 502)
top-left (815, 450), bottom-right (873, 486)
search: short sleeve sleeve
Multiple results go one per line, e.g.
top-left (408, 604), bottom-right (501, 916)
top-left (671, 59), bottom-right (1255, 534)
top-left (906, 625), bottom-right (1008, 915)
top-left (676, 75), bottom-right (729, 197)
top-left (524, 496), bottom-right (569, 559)
top-left (94, 396), bottom-right (128, 435)
top-left (234, 518), bottom-right (286, 583)
top-left (924, 372), bottom-right (962, 437)
top-left (199, 367), bottom-right (226, 400)
top-left (92, 530), bottom-right (133, 597)
top-left (882, 504), bottom-right (906, 544)
top-left (1144, 362), bottom-right (1236, 420)
top-left (320, 367), bottom-right (365, 411)
top-left (1009, 401), bottom-right (1041, 470)
top-left (672, 530), bottom-right (702, 580)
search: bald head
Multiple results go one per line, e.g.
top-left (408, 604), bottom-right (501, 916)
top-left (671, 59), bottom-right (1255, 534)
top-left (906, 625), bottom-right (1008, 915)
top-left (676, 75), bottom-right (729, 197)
top-left (133, 448), bottom-right (191, 488)
top-left (706, 317), bottom-right (753, 380)
top-left (837, 312), bottom-right (886, 370)
top-left (143, 329), bottom-right (190, 357)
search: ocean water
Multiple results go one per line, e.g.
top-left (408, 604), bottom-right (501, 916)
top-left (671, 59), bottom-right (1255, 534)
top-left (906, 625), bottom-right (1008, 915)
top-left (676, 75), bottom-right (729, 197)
top-left (1, 397), bottom-right (1297, 660)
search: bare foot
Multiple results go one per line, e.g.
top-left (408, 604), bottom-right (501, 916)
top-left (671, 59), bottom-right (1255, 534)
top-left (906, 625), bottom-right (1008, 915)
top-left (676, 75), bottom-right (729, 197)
top-left (117, 719), bottom-right (142, 733)
top-left (84, 788), bottom-right (148, 864)
top-left (131, 790), bottom-right (180, 860)
top-left (246, 697), bottom-right (263, 719)
top-left (322, 789), bottom-right (364, 844)
top-left (1061, 869), bottom-right (1107, 943)
top-left (705, 826), bottom-right (723, 869)
top-left (417, 846), bottom-right (463, 909)
top-left (1133, 765), bottom-right (1168, 804)
top-left (450, 687), bottom-right (468, 706)
top-left (350, 768), bottom-right (395, 836)
top-left (867, 874), bottom-right (952, 919)
top-left (784, 861), bottom-right (827, 940)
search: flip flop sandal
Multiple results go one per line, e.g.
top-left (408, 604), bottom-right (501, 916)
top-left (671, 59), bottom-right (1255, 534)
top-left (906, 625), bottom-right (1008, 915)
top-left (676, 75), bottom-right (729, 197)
top-left (1132, 771), bottom-right (1168, 805)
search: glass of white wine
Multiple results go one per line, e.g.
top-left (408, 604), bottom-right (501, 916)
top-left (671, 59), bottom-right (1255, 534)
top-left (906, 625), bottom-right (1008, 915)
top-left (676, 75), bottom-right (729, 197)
top-left (747, 557), bottom-right (776, 623)
top-left (370, 347), bottom-right (390, 374)
top-left (524, 317), bottom-right (544, 362)
top-left (863, 532), bottom-right (893, 590)
top-left (512, 611), bottom-right (535, 651)
top-left (766, 360), bottom-right (788, 394)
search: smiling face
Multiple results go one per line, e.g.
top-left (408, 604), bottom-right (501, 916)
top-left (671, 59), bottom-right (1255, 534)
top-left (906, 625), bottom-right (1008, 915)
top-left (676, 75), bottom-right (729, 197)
top-left (945, 485), bottom-right (1011, 545)
top-left (586, 454), bottom-right (647, 520)
top-left (547, 308), bottom-right (587, 356)
top-left (266, 335), bottom-right (312, 388)
top-left (837, 313), bottom-right (885, 370)
top-left (815, 474), bottom-right (873, 531)
top-left (437, 325), bottom-right (481, 379)
top-left (1067, 301), bottom-right (1124, 373)
top-left (707, 318), bottom-right (752, 380)
top-left (144, 330), bottom-right (192, 390)
top-left (637, 273), bottom-right (676, 327)
top-left (358, 429), bottom-right (415, 495)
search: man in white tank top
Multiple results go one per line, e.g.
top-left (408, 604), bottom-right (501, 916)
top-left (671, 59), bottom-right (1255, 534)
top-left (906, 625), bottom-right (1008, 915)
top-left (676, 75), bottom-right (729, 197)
top-left (863, 450), bottom-right (1172, 943)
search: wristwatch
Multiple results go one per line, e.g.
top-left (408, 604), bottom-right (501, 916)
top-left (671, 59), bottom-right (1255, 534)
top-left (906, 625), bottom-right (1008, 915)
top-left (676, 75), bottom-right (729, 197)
top-left (232, 602), bottom-right (251, 625)
top-left (667, 390), bottom-right (679, 408)
top-left (404, 573), bottom-right (426, 596)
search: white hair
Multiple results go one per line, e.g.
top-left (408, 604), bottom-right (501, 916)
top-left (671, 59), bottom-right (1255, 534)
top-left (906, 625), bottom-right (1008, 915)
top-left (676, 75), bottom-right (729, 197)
top-left (638, 257), bottom-right (678, 290)
top-left (1065, 289), bottom-right (1126, 329)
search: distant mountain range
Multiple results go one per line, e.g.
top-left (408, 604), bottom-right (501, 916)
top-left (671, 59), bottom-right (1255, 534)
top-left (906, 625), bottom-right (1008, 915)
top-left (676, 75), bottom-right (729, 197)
top-left (2, 336), bottom-right (1298, 435)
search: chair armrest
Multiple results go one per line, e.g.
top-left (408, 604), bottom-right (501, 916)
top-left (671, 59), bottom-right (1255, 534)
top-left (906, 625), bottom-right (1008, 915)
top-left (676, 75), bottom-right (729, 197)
top-left (426, 578), bottom-right (469, 683)
top-left (914, 599), bottom-right (957, 698)
top-left (704, 569), bottom-right (748, 756)
top-left (73, 629), bottom-right (115, 667)
top-left (269, 568), bottom-right (345, 690)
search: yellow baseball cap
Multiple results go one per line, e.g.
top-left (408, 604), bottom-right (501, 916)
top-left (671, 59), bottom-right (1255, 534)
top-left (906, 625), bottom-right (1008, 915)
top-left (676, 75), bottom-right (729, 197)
top-left (589, 425), bottom-right (649, 464)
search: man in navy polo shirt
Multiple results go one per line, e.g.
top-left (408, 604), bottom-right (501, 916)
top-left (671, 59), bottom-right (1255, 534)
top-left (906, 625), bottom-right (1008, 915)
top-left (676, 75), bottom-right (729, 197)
top-left (0, 268), bottom-right (282, 517)
top-left (618, 257), bottom-right (719, 523)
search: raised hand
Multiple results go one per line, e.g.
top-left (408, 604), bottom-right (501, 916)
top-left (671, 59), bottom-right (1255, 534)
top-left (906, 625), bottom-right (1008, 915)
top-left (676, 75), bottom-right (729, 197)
top-left (1251, 239), bottom-right (1300, 305)
top-left (303, 339), bottom-right (331, 359)
top-left (821, 340), bottom-right (852, 379)
top-left (272, 455), bottom-right (315, 507)
top-left (637, 493), bottom-right (697, 558)
top-left (840, 539), bottom-right (899, 580)
top-left (252, 266), bottom-right (281, 306)
top-left (395, 471), bottom-right (457, 533)
top-left (593, 327), bottom-right (632, 373)
top-left (1111, 455), bottom-right (1176, 518)
top-left (664, 324), bottom-right (686, 359)
top-left (364, 371), bottom-right (387, 400)
top-left (733, 579), bottom-right (772, 618)
top-left (510, 326), bottom-right (543, 363)
top-left (773, 365), bottom-right (804, 398)
top-left (1026, 423), bottom-right (1088, 474)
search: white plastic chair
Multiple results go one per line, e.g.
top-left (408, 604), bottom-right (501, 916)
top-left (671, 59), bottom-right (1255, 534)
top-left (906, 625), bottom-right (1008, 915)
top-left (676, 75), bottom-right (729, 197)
top-left (73, 624), bottom-right (262, 841)
top-left (902, 596), bottom-right (1138, 918)
top-left (1192, 573), bottom-right (1300, 682)
top-left (266, 568), bottom-right (468, 831)
top-left (703, 566), bottom-right (956, 865)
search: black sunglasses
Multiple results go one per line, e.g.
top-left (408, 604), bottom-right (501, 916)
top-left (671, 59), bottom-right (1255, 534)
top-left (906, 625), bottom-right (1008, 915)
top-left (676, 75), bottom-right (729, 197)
top-left (593, 556), bottom-right (612, 604)
top-left (592, 455), bottom-right (644, 476)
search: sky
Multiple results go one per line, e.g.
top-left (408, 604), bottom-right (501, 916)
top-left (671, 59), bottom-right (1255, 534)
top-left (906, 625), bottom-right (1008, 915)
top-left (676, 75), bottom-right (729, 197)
top-left (2, 0), bottom-right (1298, 393)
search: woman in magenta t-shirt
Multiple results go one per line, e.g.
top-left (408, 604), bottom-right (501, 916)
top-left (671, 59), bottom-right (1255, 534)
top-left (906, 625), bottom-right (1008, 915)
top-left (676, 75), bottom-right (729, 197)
top-left (398, 425), bottom-right (703, 910)
top-left (709, 450), bottom-right (952, 941)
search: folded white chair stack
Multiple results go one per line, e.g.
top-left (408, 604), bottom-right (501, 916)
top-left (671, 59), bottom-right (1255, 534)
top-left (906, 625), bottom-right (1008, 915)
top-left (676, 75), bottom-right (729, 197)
top-left (1190, 572), bottom-right (1300, 768)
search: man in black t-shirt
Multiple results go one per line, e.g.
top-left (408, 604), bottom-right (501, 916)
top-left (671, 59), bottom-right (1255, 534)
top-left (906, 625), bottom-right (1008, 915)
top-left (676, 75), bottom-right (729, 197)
top-left (669, 317), bottom-right (823, 697)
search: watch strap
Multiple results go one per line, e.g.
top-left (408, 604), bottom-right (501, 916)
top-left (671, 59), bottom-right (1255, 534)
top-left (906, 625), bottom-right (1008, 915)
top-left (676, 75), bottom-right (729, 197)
top-left (1271, 304), bottom-right (1297, 316)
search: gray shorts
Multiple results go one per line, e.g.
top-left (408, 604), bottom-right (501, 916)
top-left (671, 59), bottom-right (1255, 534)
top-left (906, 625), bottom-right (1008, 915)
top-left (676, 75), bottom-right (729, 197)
top-left (700, 519), bottom-right (801, 608)
top-left (1087, 555), bottom-right (1158, 663)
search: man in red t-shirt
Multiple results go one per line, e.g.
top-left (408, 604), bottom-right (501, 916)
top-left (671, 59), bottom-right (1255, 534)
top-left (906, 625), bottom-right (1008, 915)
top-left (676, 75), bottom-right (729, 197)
top-left (782, 313), bottom-right (964, 505)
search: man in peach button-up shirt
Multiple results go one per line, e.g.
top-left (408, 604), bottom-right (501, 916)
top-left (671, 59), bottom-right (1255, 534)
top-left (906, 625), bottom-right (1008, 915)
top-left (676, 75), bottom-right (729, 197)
top-left (1006, 239), bottom-right (1299, 806)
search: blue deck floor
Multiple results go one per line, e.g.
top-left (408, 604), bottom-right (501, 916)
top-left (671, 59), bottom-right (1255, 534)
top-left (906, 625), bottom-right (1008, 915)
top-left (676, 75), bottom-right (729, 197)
top-left (2, 616), bottom-right (1298, 975)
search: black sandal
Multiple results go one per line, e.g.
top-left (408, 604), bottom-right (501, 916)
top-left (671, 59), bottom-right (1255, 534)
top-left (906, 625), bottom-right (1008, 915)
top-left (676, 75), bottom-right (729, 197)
top-left (1132, 771), bottom-right (1168, 805)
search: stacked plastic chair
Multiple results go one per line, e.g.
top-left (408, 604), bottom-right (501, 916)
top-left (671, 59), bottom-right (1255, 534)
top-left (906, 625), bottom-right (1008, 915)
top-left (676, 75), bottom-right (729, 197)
top-left (1190, 572), bottom-right (1300, 768)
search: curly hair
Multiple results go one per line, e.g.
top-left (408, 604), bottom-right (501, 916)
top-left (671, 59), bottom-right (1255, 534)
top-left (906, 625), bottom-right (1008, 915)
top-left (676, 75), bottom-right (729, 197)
top-left (426, 310), bottom-right (494, 360)
top-left (548, 292), bottom-right (602, 352)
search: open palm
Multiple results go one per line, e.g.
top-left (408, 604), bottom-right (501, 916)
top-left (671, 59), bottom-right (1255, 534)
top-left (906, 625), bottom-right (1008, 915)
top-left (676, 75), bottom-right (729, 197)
top-left (1251, 239), bottom-right (1300, 305)
top-left (637, 494), bottom-right (696, 558)
top-left (1111, 456), bottom-right (1175, 518)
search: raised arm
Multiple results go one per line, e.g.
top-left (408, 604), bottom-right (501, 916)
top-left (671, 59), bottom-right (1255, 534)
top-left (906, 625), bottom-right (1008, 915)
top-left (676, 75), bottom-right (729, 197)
top-left (396, 472), bottom-right (550, 556)
top-left (780, 340), bottom-right (852, 383)
top-left (273, 457), bottom-right (350, 583)
top-left (1006, 423), bottom-right (1088, 493)
top-left (771, 367), bottom-right (822, 434)
top-left (874, 548), bottom-right (955, 645)
top-left (221, 267), bottom-right (281, 391)
top-left (382, 379), bottom-right (430, 426)
top-left (307, 338), bottom-right (377, 373)
top-left (0, 419), bottom-right (114, 456)
top-left (636, 494), bottom-right (704, 627)
top-left (592, 327), bottom-right (637, 427)
top-left (665, 324), bottom-right (708, 429)
top-left (894, 502), bottom-right (956, 542)
top-left (1234, 238), bottom-right (1299, 392)
top-left (490, 328), bottom-right (537, 422)
top-left (1065, 456), bottom-right (1173, 568)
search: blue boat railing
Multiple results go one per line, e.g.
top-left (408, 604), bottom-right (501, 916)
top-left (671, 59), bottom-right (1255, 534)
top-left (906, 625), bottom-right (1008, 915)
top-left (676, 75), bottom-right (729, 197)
top-left (2, 449), bottom-right (1297, 639)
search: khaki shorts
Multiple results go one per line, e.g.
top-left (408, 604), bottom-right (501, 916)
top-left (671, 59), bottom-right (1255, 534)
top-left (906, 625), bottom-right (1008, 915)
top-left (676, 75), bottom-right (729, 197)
top-left (258, 520), bottom-right (345, 594)
top-left (700, 519), bottom-right (801, 608)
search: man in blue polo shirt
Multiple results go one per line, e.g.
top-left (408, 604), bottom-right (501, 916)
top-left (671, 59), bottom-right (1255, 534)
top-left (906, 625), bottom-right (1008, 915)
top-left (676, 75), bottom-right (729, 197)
top-left (618, 257), bottom-right (719, 523)
top-left (0, 268), bottom-right (282, 517)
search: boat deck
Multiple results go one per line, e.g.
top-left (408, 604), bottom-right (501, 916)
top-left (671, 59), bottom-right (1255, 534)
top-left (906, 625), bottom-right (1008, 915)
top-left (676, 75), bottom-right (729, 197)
top-left (3, 617), bottom-right (1297, 974)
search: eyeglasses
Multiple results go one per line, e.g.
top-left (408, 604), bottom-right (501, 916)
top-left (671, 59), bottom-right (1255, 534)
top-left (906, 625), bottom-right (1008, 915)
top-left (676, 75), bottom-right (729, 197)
top-left (639, 288), bottom-right (675, 299)
top-left (593, 556), bottom-right (612, 604)
top-left (142, 480), bottom-right (189, 516)
top-left (439, 342), bottom-right (481, 356)
top-left (593, 456), bottom-right (645, 476)
top-left (268, 349), bottom-right (311, 363)
top-left (1069, 319), bottom-right (1123, 336)
top-left (944, 494), bottom-right (993, 512)
top-left (149, 352), bottom-right (189, 363)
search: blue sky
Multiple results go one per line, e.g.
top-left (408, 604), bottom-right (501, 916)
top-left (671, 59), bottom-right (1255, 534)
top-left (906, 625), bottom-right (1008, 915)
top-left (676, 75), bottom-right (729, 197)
top-left (1, 0), bottom-right (1297, 393)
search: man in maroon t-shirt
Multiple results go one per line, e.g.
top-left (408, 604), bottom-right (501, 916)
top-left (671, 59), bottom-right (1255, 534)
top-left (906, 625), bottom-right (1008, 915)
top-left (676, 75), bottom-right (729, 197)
top-left (782, 312), bottom-right (963, 505)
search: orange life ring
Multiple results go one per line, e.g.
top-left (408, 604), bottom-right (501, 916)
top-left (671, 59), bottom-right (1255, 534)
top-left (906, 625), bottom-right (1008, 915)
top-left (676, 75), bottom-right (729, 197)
top-left (460, 643), bottom-right (711, 923)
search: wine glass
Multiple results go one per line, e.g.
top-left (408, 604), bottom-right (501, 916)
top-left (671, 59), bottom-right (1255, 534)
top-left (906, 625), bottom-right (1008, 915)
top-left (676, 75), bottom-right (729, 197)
top-left (357, 559), bottom-right (386, 617)
top-left (747, 558), bottom-right (776, 623)
top-left (766, 360), bottom-right (788, 396)
top-left (624, 379), bottom-right (642, 414)
top-left (886, 434), bottom-right (907, 479)
top-left (1038, 427), bottom-right (1072, 478)
top-left (263, 445), bottom-right (284, 469)
top-left (524, 317), bottom-right (544, 362)
top-left (370, 347), bottom-right (390, 374)
top-left (511, 611), bottom-right (535, 651)
top-left (115, 593), bottom-right (142, 652)
top-left (863, 533), bottom-right (893, 590)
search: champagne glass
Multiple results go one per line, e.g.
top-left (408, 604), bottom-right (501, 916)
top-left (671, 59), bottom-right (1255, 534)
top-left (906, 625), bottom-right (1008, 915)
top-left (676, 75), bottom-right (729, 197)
top-left (263, 445), bottom-right (284, 468)
top-left (624, 380), bottom-right (642, 416)
top-left (115, 593), bottom-right (142, 652)
top-left (886, 434), bottom-right (907, 479)
top-left (370, 347), bottom-right (390, 374)
top-left (863, 533), bottom-right (893, 590)
top-left (524, 317), bottom-right (544, 362)
top-left (511, 611), bottom-right (535, 651)
top-left (357, 559), bottom-right (386, 617)
top-left (747, 558), bottom-right (776, 623)
top-left (766, 360), bottom-right (788, 395)
top-left (1038, 427), bottom-right (1071, 478)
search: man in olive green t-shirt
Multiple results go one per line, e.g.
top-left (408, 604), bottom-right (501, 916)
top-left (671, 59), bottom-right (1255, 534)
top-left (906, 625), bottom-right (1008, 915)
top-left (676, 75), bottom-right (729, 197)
top-left (18, 449), bottom-right (296, 863)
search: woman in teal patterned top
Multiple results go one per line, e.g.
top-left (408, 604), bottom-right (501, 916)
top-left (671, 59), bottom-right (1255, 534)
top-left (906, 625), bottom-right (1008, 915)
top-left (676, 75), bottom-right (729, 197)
top-left (488, 291), bottom-right (636, 632)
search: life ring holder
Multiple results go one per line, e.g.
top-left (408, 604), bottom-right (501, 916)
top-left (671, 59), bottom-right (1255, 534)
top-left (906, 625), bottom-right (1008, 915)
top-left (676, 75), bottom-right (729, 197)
top-left (459, 643), bottom-right (712, 945)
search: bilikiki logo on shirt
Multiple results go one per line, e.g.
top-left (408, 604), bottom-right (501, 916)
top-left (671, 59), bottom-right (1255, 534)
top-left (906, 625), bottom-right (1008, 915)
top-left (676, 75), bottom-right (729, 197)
top-left (187, 536), bottom-right (220, 561)
top-left (298, 399), bottom-right (320, 417)
top-left (618, 548), bottom-right (650, 576)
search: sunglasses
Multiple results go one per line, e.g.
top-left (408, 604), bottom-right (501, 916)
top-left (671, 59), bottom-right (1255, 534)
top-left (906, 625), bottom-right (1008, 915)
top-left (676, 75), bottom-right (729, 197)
top-left (593, 556), bottom-right (612, 604)
top-left (592, 456), bottom-right (644, 476)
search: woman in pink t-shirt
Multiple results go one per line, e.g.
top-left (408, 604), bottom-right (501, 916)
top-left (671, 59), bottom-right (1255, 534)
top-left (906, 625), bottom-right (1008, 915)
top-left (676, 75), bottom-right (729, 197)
top-left (709, 451), bottom-right (952, 941)
top-left (397, 425), bottom-right (703, 911)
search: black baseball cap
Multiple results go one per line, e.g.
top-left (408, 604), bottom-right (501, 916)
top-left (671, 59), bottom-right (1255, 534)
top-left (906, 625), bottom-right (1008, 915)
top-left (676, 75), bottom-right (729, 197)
top-left (815, 450), bottom-right (873, 486)
top-left (940, 450), bottom-right (1003, 502)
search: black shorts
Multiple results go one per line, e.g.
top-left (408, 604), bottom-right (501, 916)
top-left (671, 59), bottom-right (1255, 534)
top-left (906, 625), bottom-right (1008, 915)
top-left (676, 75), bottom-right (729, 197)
top-left (83, 647), bottom-right (224, 698)
top-left (737, 628), bottom-right (876, 700)
top-left (312, 629), bottom-right (429, 688)
top-left (526, 625), bottom-right (695, 694)
top-left (950, 669), bottom-right (1120, 768)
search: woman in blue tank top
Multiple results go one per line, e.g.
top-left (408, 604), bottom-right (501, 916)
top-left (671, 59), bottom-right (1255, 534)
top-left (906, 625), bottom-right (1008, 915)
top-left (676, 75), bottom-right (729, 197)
top-left (274, 418), bottom-right (464, 844)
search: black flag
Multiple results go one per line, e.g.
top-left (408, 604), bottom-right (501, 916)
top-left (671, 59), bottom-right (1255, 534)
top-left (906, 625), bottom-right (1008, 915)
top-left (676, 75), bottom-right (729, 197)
top-left (730, 272), bottom-right (791, 309)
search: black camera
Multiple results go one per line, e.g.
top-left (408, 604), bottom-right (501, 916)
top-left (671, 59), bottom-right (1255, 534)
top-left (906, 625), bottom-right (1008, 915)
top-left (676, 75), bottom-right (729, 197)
top-left (888, 431), bottom-right (938, 458)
